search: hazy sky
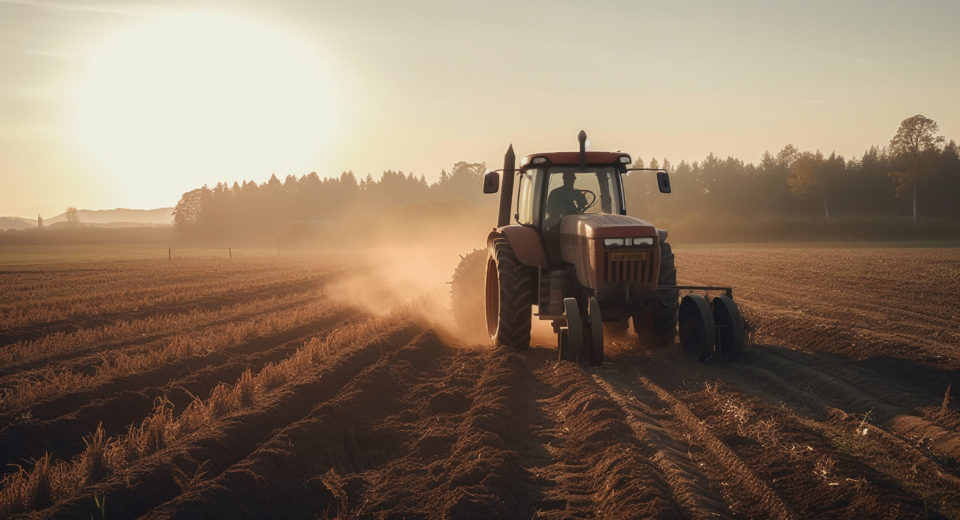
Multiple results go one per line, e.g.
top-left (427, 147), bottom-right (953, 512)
top-left (1, 0), bottom-right (958, 217)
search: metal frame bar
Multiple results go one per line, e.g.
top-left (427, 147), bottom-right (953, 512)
top-left (656, 285), bottom-right (733, 297)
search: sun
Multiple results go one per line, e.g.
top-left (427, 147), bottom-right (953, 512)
top-left (70, 12), bottom-right (339, 206)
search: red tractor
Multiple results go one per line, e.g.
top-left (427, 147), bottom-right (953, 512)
top-left (452, 131), bottom-right (745, 365)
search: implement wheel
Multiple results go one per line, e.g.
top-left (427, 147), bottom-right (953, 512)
top-left (559, 298), bottom-right (585, 363)
top-left (713, 295), bottom-right (746, 361)
top-left (678, 294), bottom-right (714, 361)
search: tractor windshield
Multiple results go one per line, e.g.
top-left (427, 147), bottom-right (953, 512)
top-left (543, 166), bottom-right (623, 231)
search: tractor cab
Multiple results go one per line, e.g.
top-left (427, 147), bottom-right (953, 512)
top-left (483, 131), bottom-right (671, 265)
top-left (515, 153), bottom-right (629, 261)
top-left (516, 155), bottom-right (627, 224)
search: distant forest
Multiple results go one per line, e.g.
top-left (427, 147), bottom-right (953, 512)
top-left (174, 115), bottom-right (960, 242)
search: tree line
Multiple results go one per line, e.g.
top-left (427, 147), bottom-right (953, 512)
top-left (174, 115), bottom-right (960, 241)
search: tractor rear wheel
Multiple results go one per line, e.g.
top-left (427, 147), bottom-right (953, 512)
top-left (634, 240), bottom-right (679, 346)
top-left (485, 238), bottom-right (537, 350)
top-left (450, 248), bottom-right (487, 340)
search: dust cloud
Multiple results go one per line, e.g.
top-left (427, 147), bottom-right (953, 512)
top-left (322, 243), bottom-right (474, 344)
top-left (321, 241), bottom-right (558, 349)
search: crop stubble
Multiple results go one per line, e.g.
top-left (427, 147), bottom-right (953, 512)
top-left (1, 247), bottom-right (958, 519)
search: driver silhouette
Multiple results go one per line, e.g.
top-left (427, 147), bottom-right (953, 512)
top-left (544, 171), bottom-right (587, 231)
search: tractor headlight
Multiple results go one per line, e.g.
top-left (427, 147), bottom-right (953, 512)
top-left (604, 237), bottom-right (654, 247)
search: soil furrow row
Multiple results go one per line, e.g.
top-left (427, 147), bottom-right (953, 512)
top-left (143, 329), bottom-right (451, 519)
top-left (0, 312), bottom-right (366, 471)
top-left (529, 361), bottom-right (682, 519)
top-left (22, 322), bottom-right (419, 519)
top-left (667, 367), bottom-right (957, 519)
top-left (635, 375), bottom-right (798, 520)
top-left (590, 372), bottom-right (733, 519)
top-left (0, 274), bottom-right (332, 348)
top-left (0, 288), bottom-right (324, 378)
top-left (0, 306), bottom-right (352, 423)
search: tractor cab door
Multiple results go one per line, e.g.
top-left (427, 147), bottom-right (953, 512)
top-left (515, 168), bottom-right (542, 228)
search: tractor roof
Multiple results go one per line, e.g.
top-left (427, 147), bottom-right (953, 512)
top-left (520, 151), bottom-right (631, 169)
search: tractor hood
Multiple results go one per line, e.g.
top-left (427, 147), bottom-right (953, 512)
top-left (558, 214), bottom-right (658, 239)
top-left (558, 214), bottom-right (661, 291)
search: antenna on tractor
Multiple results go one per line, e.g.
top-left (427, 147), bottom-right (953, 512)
top-left (578, 130), bottom-right (587, 167)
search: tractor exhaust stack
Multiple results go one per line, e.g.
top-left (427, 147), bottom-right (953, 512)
top-left (497, 145), bottom-right (516, 227)
top-left (578, 130), bottom-right (587, 167)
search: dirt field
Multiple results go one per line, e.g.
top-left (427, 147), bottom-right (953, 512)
top-left (1, 246), bottom-right (959, 519)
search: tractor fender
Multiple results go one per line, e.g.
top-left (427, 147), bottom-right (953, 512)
top-left (487, 225), bottom-right (547, 268)
top-left (657, 229), bottom-right (668, 243)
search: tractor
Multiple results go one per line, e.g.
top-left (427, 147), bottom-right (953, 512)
top-left (451, 131), bottom-right (746, 365)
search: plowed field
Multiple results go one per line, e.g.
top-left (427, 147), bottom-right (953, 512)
top-left (1, 247), bottom-right (959, 519)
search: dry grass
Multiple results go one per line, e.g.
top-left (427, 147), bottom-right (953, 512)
top-left (0, 290), bottom-right (321, 369)
top-left (0, 259), bottom-right (334, 331)
top-left (0, 313), bottom-right (403, 517)
top-left (704, 380), bottom-right (783, 449)
top-left (0, 299), bottom-right (348, 412)
top-left (0, 425), bottom-right (108, 516)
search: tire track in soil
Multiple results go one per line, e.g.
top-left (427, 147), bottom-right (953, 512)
top-left (589, 371), bottom-right (732, 519)
top-left (631, 373), bottom-right (797, 520)
top-left (527, 358), bottom-right (683, 519)
top-left (736, 295), bottom-right (960, 376)
top-left (745, 305), bottom-right (960, 401)
top-left (639, 349), bottom-right (957, 519)
top-left (685, 346), bottom-right (960, 516)
top-left (344, 342), bottom-right (544, 519)
top-left (32, 323), bottom-right (420, 520)
top-left (144, 333), bottom-right (544, 519)
top-left (741, 345), bottom-right (960, 464)
top-left (701, 269), bottom-right (960, 464)
top-left (0, 311), bottom-right (361, 470)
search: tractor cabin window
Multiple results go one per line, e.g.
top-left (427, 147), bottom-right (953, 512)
top-left (516, 169), bottom-right (538, 225)
top-left (543, 167), bottom-right (622, 230)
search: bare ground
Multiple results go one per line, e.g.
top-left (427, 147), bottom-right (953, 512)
top-left (2, 247), bottom-right (959, 519)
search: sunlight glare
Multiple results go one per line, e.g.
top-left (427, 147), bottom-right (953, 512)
top-left (70, 12), bottom-right (339, 205)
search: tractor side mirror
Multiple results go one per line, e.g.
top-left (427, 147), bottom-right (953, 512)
top-left (657, 170), bottom-right (671, 193)
top-left (482, 171), bottom-right (500, 194)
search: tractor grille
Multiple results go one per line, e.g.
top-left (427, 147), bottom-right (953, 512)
top-left (603, 250), bottom-right (654, 284)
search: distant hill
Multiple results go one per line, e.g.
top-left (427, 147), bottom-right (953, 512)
top-left (0, 216), bottom-right (35, 231)
top-left (0, 208), bottom-right (174, 231)
top-left (45, 208), bottom-right (174, 225)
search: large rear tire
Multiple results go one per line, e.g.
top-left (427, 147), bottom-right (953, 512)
top-left (450, 248), bottom-right (487, 340)
top-left (485, 238), bottom-right (537, 351)
top-left (634, 240), bottom-right (679, 347)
